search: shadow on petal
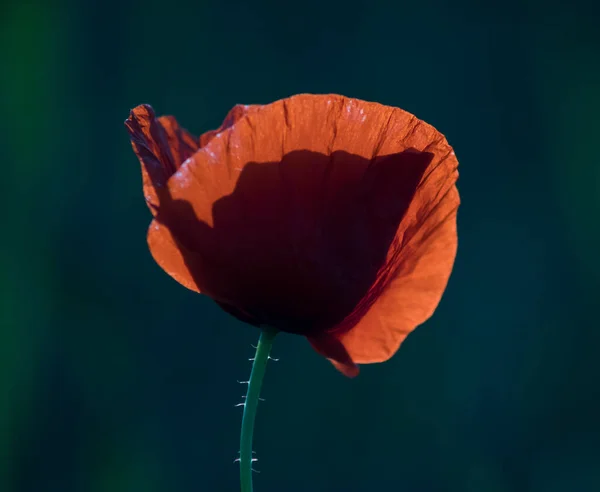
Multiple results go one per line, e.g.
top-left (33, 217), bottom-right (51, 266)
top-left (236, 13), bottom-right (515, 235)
top-left (152, 149), bottom-right (433, 339)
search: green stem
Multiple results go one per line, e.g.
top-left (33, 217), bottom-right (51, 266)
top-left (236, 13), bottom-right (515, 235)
top-left (239, 328), bottom-right (277, 492)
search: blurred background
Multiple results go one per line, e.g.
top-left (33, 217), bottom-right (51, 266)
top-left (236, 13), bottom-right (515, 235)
top-left (2, 0), bottom-right (599, 491)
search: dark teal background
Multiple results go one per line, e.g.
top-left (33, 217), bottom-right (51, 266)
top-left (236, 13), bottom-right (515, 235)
top-left (2, 1), bottom-right (599, 491)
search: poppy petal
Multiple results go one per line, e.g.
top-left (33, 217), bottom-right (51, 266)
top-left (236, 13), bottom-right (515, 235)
top-left (198, 104), bottom-right (254, 147)
top-left (155, 94), bottom-right (458, 335)
top-left (130, 95), bottom-right (459, 370)
top-left (129, 103), bottom-right (259, 295)
top-left (125, 104), bottom-right (199, 214)
top-left (147, 219), bottom-right (201, 293)
top-left (157, 115), bottom-right (199, 169)
top-left (329, 184), bottom-right (459, 366)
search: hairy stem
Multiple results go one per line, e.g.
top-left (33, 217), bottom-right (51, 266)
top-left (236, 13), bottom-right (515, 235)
top-left (239, 328), bottom-right (277, 492)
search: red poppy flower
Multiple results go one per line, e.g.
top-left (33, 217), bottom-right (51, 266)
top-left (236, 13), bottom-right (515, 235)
top-left (125, 94), bottom-right (459, 377)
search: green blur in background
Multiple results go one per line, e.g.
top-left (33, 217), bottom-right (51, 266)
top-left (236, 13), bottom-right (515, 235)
top-left (1, 0), bottom-right (599, 491)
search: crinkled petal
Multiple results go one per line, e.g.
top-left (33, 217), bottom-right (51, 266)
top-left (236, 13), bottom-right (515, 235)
top-left (157, 115), bottom-right (199, 168)
top-left (319, 135), bottom-right (459, 373)
top-left (128, 95), bottom-right (459, 377)
top-left (158, 95), bottom-right (458, 338)
top-left (125, 104), bottom-right (198, 214)
top-left (328, 185), bottom-right (459, 368)
top-left (198, 104), bottom-right (255, 147)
